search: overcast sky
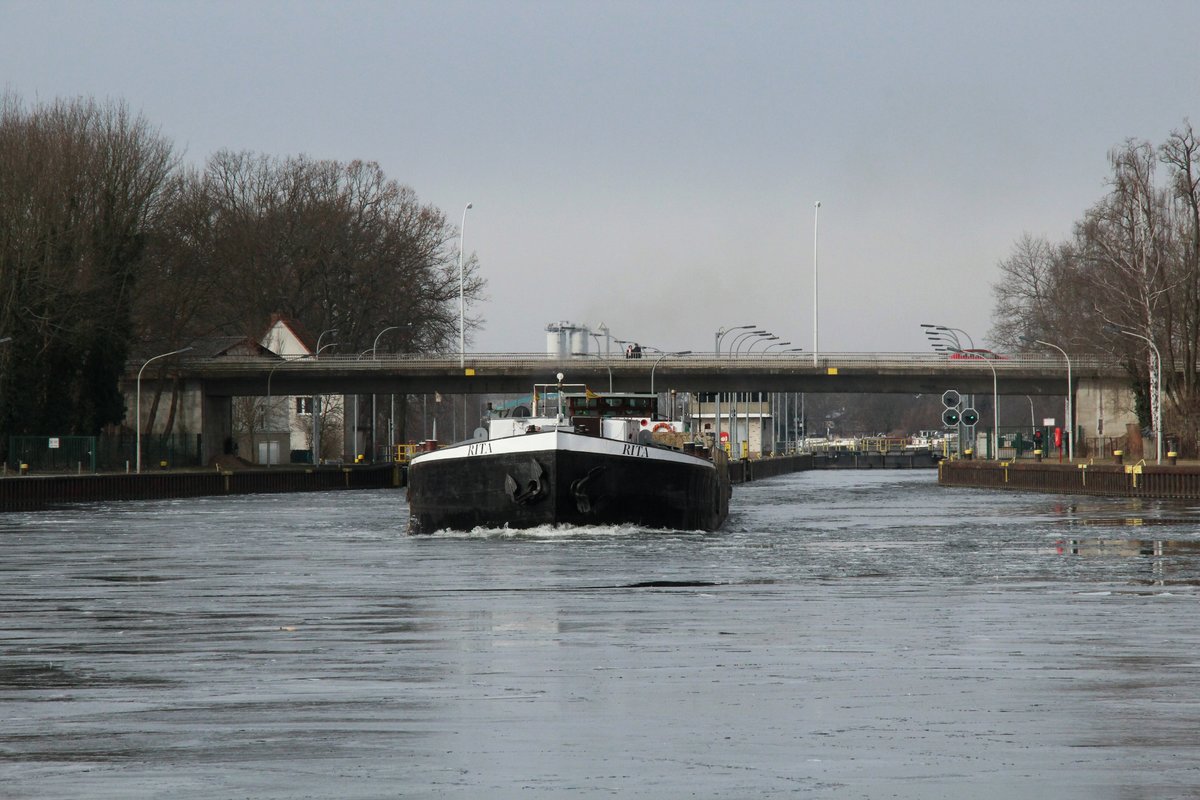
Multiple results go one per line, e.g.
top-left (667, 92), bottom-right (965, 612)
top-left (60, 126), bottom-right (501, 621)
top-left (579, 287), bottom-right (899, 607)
top-left (4, 0), bottom-right (1198, 354)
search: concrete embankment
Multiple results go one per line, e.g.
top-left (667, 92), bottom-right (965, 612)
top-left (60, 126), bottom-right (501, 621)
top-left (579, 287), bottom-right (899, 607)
top-left (0, 449), bottom-right (898, 512)
top-left (939, 458), bottom-right (1200, 499)
top-left (0, 464), bottom-right (403, 511)
top-left (728, 454), bottom-right (814, 484)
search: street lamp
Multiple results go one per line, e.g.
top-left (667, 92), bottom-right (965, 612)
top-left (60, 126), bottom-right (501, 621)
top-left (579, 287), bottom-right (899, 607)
top-left (728, 329), bottom-right (767, 356)
top-left (713, 324), bottom-right (755, 454)
top-left (1103, 325), bottom-right (1163, 464)
top-left (746, 335), bottom-right (780, 353)
top-left (1021, 336), bottom-right (1073, 462)
top-left (715, 324), bottom-right (755, 356)
top-left (264, 357), bottom-right (290, 468)
top-left (949, 347), bottom-right (998, 459)
top-left (458, 202), bottom-right (473, 369)
top-left (136, 346), bottom-right (193, 473)
top-left (736, 332), bottom-right (772, 356)
top-left (351, 348), bottom-right (375, 463)
top-left (763, 340), bottom-right (792, 352)
top-left (373, 325), bottom-right (399, 358)
top-left (813, 200), bottom-right (820, 366)
top-left (309, 338), bottom-right (337, 466)
top-left (648, 349), bottom-right (691, 395)
top-left (369, 325), bottom-right (400, 462)
top-left (922, 323), bottom-right (974, 350)
top-left (315, 328), bottom-right (337, 358)
top-left (734, 333), bottom-right (770, 459)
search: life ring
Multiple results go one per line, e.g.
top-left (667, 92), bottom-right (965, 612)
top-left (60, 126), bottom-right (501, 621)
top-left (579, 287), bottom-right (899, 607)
top-left (652, 422), bottom-right (672, 433)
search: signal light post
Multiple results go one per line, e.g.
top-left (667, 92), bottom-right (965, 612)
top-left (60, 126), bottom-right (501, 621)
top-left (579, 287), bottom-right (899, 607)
top-left (941, 390), bottom-right (962, 456)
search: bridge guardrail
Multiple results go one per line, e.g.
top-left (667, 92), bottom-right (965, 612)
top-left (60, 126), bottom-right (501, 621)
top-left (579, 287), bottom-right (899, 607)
top-left (164, 352), bottom-right (1126, 372)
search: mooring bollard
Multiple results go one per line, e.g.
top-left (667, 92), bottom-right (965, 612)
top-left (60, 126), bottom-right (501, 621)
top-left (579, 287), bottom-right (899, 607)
top-left (19, 462), bottom-right (29, 475)
top-left (1113, 449), bottom-right (1124, 465)
top-left (1168, 451), bottom-right (1178, 466)
top-left (1034, 448), bottom-right (1043, 463)
top-left (963, 448), bottom-right (973, 460)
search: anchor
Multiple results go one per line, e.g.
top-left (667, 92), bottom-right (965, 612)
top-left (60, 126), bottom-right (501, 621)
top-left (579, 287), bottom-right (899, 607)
top-left (570, 466), bottom-right (607, 513)
top-left (505, 459), bottom-right (548, 505)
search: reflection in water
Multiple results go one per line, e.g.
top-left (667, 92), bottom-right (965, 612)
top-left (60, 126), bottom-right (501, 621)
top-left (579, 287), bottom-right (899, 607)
top-left (1058, 538), bottom-right (1200, 556)
top-left (1056, 538), bottom-right (1200, 587)
top-left (1, 475), bottom-right (1200, 798)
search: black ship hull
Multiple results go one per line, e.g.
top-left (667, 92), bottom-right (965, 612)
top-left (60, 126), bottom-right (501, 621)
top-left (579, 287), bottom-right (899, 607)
top-left (407, 431), bottom-right (730, 534)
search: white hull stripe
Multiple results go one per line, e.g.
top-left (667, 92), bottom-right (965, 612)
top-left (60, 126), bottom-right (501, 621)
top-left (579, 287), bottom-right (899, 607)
top-left (410, 430), bottom-right (714, 469)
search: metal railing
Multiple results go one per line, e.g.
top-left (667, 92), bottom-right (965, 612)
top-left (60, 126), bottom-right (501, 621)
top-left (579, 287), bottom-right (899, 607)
top-left (164, 351), bottom-right (1125, 373)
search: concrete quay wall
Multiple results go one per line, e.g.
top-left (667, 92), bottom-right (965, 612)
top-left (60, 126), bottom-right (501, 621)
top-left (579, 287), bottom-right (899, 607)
top-left (0, 464), bottom-right (403, 512)
top-left (728, 454), bottom-right (814, 484)
top-left (939, 459), bottom-right (1200, 499)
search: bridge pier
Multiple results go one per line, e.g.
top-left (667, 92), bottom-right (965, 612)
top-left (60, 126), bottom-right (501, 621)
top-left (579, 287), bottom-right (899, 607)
top-left (202, 394), bottom-right (234, 466)
top-left (1075, 376), bottom-right (1138, 444)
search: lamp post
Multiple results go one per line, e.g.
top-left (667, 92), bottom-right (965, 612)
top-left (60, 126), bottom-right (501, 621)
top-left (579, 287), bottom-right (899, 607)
top-left (136, 346), bottom-right (193, 473)
top-left (715, 324), bottom-right (754, 356)
top-left (746, 335), bottom-right (779, 353)
top-left (728, 329), bottom-right (767, 356)
top-left (736, 332), bottom-right (771, 357)
top-left (922, 325), bottom-right (973, 352)
top-left (813, 200), bottom-right (821, 366)
top-left (309, 337), bottom-right (337, 466)
top-left (264, 357), bottom-right (289, 468)
top-left (1104, 325), bottom-right (1162, 464)
top-left (950, 347), bottom-right (998, 459)
top-left (594, 325), bottom-right (612, 357)
top-left (760, 340), bottom-right (789, 449)
top-left (458, 202), bottom-right (473, 369)
top-left (315, 328), bottom-right (337, 358)
top-left (735, 333), bottom-right (770, 458)
top-left (713, 323), bottom-right (754, 453)
top-left (727, 330), bottom-right (768, 453)
top-left (1022, 336), bottom-right (1073, 462)
top-left (649, 350), bottom-right (691, 395)
top-left (351, 349), bottom-right (375, 462)
top-left (921, 323), bottom-right (975, 352)
top-left (369, 326), bottom-right (400, 462)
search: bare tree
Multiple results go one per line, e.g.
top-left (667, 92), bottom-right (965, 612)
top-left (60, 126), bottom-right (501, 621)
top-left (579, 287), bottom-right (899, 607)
top-left (182, 152), bottom-right (483, 355)
top-left (1160, 121), bottom-right (1200, 435)
top-left (0, 93), bottom-right (175, 441)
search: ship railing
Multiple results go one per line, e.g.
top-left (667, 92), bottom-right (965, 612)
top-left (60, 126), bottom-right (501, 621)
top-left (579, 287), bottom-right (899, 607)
top-left (394, 443), bottom-right (422, 463)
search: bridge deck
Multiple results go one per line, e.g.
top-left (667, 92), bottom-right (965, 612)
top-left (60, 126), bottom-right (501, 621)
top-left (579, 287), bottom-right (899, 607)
top-left (144, 351), bottom-right (1127, 397)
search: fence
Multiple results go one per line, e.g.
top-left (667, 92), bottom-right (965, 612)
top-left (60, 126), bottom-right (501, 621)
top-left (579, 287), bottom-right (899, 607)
top-left (8, 433), bottom-right (203, 473)
top-left (7, 436), bottom-right (97, 472)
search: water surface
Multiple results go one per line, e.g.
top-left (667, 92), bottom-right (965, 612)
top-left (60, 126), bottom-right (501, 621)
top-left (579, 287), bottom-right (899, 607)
top-left (3, 471), bottom-right (1200, 798)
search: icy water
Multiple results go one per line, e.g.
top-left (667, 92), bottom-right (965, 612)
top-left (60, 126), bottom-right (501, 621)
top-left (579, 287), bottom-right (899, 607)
top-left (3, 471), bottom-right (1200, 798)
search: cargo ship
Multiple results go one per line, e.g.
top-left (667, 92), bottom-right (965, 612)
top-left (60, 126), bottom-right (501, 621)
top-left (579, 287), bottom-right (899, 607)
top-left (406, 378), bottom-right (730, 533)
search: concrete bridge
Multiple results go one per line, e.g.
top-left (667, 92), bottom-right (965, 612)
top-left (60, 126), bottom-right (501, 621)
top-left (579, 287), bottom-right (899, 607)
top-left (126, 351), bottom-right (1140, 464)
top-left (157, 351), bottom-right (1126, 396)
